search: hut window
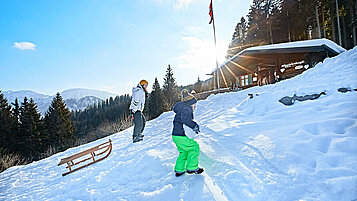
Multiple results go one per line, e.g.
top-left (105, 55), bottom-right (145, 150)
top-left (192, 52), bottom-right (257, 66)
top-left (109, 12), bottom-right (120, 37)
top-left (240, 74), bottom-right (254, 87)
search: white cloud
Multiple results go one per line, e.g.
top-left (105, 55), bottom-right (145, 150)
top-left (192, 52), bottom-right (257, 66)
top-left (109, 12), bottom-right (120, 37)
top-left (174, 0), bottom-right (222, 9)
top-left (148, 0), bottom-right (209, 9)
top-left (174, 0), bottom-right (194, 9)
top-left (13, 42), bottom-right (36, 50)
top-left (176, 36), bottom-right (228, 78)
top-left (148, 0), bottom-right (225, 10)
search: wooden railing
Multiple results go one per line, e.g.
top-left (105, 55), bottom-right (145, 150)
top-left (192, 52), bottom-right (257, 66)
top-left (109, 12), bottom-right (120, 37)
top-left (194, 88), bottom-right (231, 100)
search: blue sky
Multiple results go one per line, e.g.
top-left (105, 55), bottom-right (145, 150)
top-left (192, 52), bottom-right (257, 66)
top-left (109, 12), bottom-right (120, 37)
top-left (0, 0), bottom-right (251, 95)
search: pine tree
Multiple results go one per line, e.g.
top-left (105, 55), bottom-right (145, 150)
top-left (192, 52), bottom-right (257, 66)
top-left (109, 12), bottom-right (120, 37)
top-left (232, 17), bottom-right (247, 43)
top-left (44, 93), bottom-right (75, 151)
top-left (162, 65), bottom-right (180, 111)
top-left (11, 98), bottom-right (20, 122)
top-left (71, 93), bottom-right (132, 137)
top-left (147, 78), bottom-right (164, 119)
top-left (11, 98), bottom-right (20, 144)
top-left (0, 91), bottom-right (16, 152)
top-left (227, 0), bottom-right (355, 57)
top-left (193, 76), bottom-right (202, 93)
top-left (228, 17), bottom-right (247, 59)
top-left (18, 97), bottom-right (42, 159)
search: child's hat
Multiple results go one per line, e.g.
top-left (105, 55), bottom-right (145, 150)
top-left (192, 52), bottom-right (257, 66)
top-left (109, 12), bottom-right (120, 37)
top-left (181, 89), bottom-right (195, 102)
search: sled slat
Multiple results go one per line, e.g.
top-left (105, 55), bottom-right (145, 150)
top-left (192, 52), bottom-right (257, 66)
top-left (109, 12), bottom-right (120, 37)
top-left (95, 145), bottom-right (111, 156)
top-left (66, 157), bottom-right (92, 168)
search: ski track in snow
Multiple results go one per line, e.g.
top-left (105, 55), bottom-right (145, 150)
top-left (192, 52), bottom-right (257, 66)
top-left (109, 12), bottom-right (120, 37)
top-left (1, 47), bottom-right (357, 200)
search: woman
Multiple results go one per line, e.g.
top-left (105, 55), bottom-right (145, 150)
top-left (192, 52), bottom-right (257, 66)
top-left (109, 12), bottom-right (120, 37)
top-left (129, 79), bottom-right (148, 143)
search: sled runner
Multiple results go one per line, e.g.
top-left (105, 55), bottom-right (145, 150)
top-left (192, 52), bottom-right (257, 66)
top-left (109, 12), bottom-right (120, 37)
top-left (58, 139), bottom-right (112, 176)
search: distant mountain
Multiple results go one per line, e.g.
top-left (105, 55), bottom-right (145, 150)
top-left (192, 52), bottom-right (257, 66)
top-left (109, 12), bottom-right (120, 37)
top-left (2, 89), bottom-right (118, 115)
top-left (60, 88), bottom-right (116, 100)
top-left (65, 96), bottom-right (103, 112)
top-left (2, 90), bottom-right (51, 101)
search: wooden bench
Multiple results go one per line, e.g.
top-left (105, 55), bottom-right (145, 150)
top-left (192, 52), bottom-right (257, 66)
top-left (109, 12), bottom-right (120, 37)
top-left (58, 139), bottom-right (112, 176)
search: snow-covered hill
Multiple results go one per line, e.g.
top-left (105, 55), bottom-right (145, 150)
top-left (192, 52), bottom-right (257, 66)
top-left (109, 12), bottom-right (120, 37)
top-left (65, 96), bottom-right (103, 111)
top-left (2, 90), bottom-right (51, 101)
top-left (60, 88), bottom-right (117, 100)
top-left (0, 47), bottom-right (356, 201)
top-left (2, 88), bottom-right (117, 114)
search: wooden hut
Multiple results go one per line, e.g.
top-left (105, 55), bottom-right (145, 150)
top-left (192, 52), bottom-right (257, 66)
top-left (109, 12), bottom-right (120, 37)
top-left (212, 38), bottom-right (345, 90)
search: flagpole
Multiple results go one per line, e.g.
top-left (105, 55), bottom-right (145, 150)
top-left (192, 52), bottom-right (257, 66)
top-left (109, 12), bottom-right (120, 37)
top-left (210, 0), bottom-right (220, 90)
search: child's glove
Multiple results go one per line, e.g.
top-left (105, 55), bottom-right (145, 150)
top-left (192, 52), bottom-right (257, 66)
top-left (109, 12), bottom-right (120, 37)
top-left (193, 124), bottom-right (200, 134)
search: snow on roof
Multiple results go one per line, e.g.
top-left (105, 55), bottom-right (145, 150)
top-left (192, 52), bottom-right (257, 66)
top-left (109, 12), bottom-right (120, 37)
top-left (244, 38), bottom-right (346, 54)
top-left (216, 38), bottom-right (346, 72)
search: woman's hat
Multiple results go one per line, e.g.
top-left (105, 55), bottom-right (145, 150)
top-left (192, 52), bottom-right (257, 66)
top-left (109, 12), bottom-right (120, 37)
top-left (139, 79), bottom-right (148, 86)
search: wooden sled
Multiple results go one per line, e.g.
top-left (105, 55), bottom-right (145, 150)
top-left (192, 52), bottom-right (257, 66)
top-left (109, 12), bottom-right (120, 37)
top-left (58, 139), bottom-right (112, 176)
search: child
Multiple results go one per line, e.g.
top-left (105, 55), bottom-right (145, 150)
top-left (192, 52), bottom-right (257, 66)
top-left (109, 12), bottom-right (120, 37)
top-left (172, 89), bottom-right (204, 177)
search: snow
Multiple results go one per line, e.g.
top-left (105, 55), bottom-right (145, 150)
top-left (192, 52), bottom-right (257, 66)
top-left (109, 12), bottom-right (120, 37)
top-left (244, 38), bottom-right (346, 54)
top-left (0, 47), bottom-right (356, 200)
top-left (60, 88), bottom-right (117, 100)
top-left (2, 90), bottom-right (51, 101)
top-left (219, 38), bottom-right (346, 73)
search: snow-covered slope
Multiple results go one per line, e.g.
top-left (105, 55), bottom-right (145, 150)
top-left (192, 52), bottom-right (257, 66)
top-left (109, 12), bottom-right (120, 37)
top-left (0, 47), bottom-right (356, 201)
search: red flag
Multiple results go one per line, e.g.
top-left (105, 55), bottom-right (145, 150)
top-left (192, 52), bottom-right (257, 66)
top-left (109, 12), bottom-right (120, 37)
top-left (209, 2), bottom-right (213, 24)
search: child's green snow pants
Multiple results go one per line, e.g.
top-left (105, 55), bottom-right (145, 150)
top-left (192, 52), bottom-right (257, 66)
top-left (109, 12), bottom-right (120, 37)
top-left (172, 135), bottom-right (200, 172)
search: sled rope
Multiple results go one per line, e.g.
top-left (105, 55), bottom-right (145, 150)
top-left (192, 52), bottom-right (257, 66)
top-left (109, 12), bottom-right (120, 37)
top-left (237, 96), bottom-right (250, 108)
